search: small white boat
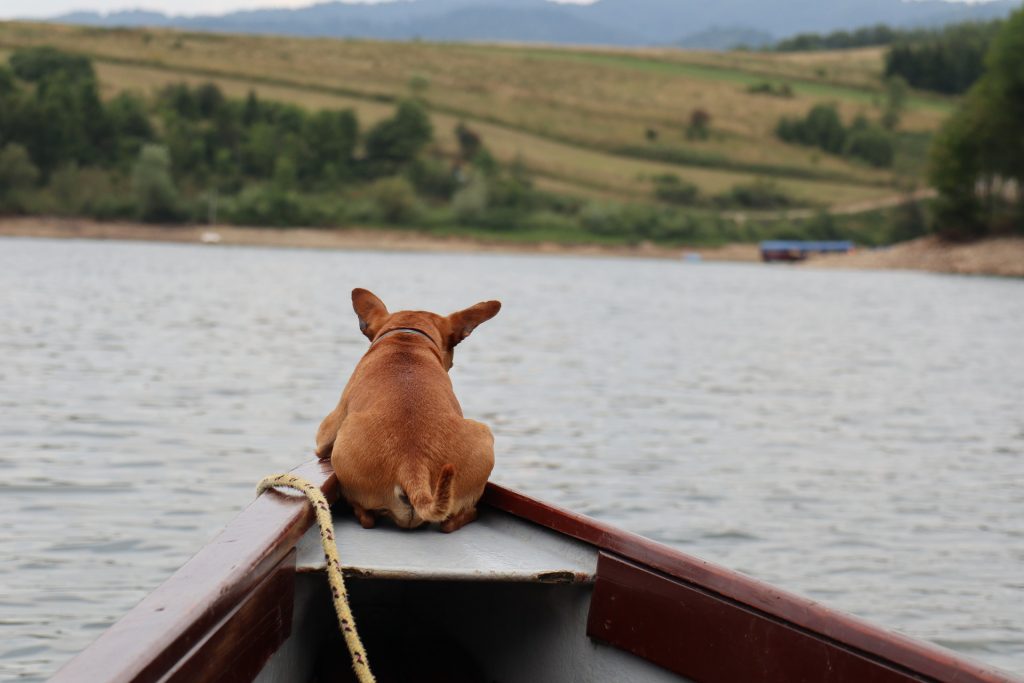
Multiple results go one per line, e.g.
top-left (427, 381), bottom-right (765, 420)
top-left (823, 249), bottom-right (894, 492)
top-left (48, 458), bottom-right (1018, 683)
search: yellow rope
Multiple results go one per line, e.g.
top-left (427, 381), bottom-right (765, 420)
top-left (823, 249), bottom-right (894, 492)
top-left (257, 473), bottom-right (376, 683)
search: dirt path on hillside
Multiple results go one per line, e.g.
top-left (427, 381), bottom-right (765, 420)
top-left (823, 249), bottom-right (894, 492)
top-left (724, 188), bottom-right (937, 223)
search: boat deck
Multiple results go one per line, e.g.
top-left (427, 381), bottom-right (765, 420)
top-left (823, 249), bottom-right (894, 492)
top-left (294, 504), bottom-right (597, 583)
top-left (49, 459), bottom-right (1019, 683)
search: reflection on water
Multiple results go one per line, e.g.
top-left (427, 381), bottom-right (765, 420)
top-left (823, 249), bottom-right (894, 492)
top-left (1, 237), bottom-right (1022, 678)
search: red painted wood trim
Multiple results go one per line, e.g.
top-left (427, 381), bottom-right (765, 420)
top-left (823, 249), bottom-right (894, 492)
top-left (483, 483), bottom-right (1018, 683)
top-left (164, 550), bottom-right (296, 683)
top-left (50, 459), bottom-right (338, 683)
top-left (589, 552), bottom-right (925, 683)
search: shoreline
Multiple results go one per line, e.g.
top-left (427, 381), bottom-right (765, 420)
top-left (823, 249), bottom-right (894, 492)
top-left (0, 217), bottom-right (759, 262)
top-left (805, 235), bottom-right (1024, 278)
top-left (2, 217), bottom-right (1020, 277)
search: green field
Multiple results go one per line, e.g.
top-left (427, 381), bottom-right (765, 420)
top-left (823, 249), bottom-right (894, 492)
top-left (0, 22), bottom-right (951, 212)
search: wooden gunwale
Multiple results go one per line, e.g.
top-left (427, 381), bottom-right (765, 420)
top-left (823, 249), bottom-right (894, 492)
top-left (46, 460), bottom-right (1018, 683)
top-left (482, 483), bottom-right (1018, 683)
top-left (49, 459), bottom-right (338, 683)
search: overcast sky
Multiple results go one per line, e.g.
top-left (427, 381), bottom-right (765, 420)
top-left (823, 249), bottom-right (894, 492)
top-left (0, 0), bottom-right (595, 20)
top-left (0, 0), bottom-right (991, 19)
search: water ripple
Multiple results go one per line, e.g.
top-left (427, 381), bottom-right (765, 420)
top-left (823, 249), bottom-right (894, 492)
top-left (0, 238), bottom-right (1022, 679)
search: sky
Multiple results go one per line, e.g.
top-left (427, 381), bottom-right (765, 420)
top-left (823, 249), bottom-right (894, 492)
top-left (0, 0), bottom-right (988, 20)
top-left (0, 0), bottom-right (594, 20)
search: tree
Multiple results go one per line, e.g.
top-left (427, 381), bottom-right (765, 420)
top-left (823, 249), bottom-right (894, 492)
top-left (132, 144), bottom-right (181, 222)
top-left (106, 92), bottom-right (154, 164)
top-left (928, 7), bottom-right (1024, 236)
top-left (302, 109), bottom-right (358, 181)
top-left (882, 75), bottom-right (908, 130)
top-left (455, 122), bottom-right (482, 162)
top-left (884, 21), bottom-right (1001, 95)
top-left (777, 104), bottom-right (846, 154)
top-left (364, 100), bottom-right (433, 172)
top-left (195, 82), bottom-right (225, 118)
top-left (686, 109), bottom-right (711, 140)
top-left (9, 47), bottom-right (94, 83)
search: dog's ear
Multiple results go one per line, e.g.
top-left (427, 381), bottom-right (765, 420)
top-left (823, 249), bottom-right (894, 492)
top-left (447, 300), bottom-right (501, 347)
top-left (352, 288), bottom-right (389, 341)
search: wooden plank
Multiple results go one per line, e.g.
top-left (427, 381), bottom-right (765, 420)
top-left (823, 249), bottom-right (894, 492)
top-left (50, 459), bottom-right (338, 683)
top-left (588, 552), bottom-right (925, 683)
top-left (163, 551), bottom-right (296, 683)
top-left (483, 484), bottom-right (1018, 683)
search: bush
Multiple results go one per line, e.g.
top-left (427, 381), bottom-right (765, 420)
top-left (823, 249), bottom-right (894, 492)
top-left (47, 163), bottom-right (123, 216)
top-left (407, 157), bottom-right (458, 200)
top-left (802, 210), bottom-right (844, 239)
top-left (368, 176), bottom-right (421, 224)
top-left (715, 179), bottom-right (793, 209)
top-left (0, 143), bottom-right (39, 212)
top-left (451, 174), bottom-right (489, 225)
top-left (889, 199), bottom-right (930, 242)
top-left (488, 175), bottom-right (536, 211)
top-left (580, 202), bottom-right (629, 236)
top-left (777, 104), bottom-right (846, 154)
top-left (132, 144), bottom-right (184, 222)
top-left (844, 125), bottom-right (895, 168)
top-left (521, 210), bottom-right (579, 236)
top-left (777, 104), bottom-right (895, 168)
top-left (653, 173), bottom-right (700, 205)
top-left (747, 82), bottom-right (794, 98)
top-left (223, 185), bottom-right (329, 227)
top-left (0, 143), bottom-right (39, 191)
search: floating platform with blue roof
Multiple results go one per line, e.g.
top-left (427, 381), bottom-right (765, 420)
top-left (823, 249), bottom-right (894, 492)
top-left (760, 240), bottom-right (854, 262)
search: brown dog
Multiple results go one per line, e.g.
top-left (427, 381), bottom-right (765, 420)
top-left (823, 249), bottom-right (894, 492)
top-left (316, 288), bottom-right (501, 533)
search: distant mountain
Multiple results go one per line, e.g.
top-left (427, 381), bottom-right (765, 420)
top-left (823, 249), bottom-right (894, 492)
top-left (677, 26), bottom-right (775, 50)
top-left (49, 0), bottom-right (1023, 49)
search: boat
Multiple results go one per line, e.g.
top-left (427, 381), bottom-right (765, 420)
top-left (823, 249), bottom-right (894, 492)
top-left (49, 457), bottom-right (1017, 683)
top-left (760, 240), bottom-right (855, 262)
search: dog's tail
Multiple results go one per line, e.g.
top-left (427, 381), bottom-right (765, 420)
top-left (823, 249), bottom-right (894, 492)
top-left (404, 463), bottom-right (455, 523)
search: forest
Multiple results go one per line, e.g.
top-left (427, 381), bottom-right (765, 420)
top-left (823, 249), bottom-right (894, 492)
top-left (775, 19), bottom-right (1003, 96)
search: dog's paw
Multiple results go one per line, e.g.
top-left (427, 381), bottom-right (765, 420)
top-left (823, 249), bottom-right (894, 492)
top-left (353, 506), bottom-right (376, 529)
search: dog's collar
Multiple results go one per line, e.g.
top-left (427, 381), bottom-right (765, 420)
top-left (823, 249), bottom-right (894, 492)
top-left (370, 327), bottom-right (440, 351)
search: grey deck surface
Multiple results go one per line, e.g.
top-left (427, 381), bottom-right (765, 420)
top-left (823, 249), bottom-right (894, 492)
top-left (295, 506), bottom-right (598, 582)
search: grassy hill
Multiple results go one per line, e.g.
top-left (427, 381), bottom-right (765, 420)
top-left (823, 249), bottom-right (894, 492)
top-left (0, 23), bottom-right (952, 209)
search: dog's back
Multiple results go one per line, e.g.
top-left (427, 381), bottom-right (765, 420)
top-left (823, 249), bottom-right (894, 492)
top-left (317, 289), bottom-right (499, 532)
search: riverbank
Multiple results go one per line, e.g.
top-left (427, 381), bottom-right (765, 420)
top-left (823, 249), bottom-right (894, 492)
top-left (4, 218), bottom-right (1021, 277)
top-left (806, 235), bottom-right (1024, 278)
top-left (0, 217), bottom-right (760, 262)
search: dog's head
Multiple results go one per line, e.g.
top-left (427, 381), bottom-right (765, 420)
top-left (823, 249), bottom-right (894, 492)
top-left (352, 288), bottom-right (501, 370)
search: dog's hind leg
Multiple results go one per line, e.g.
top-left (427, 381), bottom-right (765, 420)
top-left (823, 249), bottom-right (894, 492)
top-left (315, 407), bottom-right (346, 460)
top-left (441, 506), bottom-right (478, 533)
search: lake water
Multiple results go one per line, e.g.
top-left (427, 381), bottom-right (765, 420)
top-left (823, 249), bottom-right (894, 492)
top-left (1, 237), bottom-right (1022, 679)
